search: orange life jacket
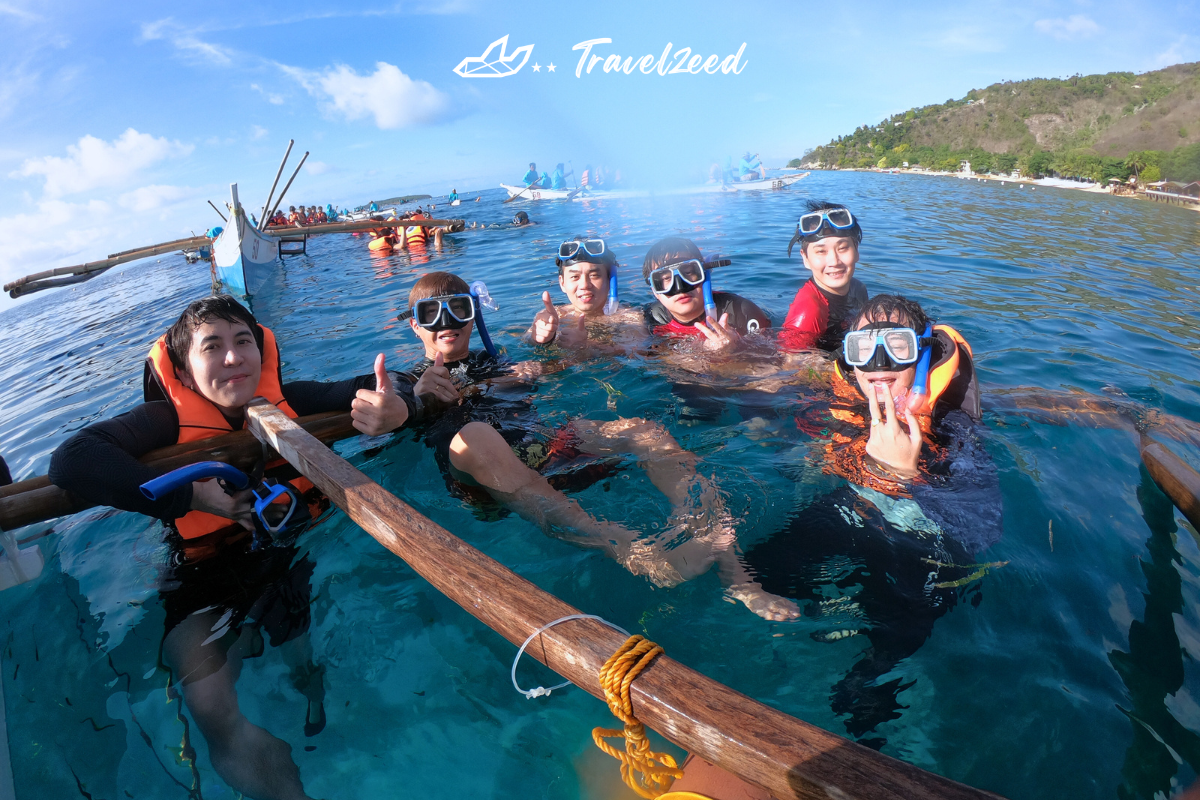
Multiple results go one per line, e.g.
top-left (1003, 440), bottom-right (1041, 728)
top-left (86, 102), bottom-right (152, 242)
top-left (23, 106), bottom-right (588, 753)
top-left (404, 224), bottom-right (427, 246)
top-left (145, 326), bottom-right (314, 539)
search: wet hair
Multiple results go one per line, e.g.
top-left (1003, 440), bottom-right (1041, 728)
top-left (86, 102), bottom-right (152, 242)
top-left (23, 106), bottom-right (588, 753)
top-left (642, 237), bottom-right (703, 281)
top-left (557, 235), bottom-right (616, 278)
top-left (165, 294), bottom-right (262, 373)
top-left (795, 199), bottom-right (863, 254)
top-left (408, 271), bottom-right (470, 309)
top-left (512, 211), bottom-right (530, 224)
top-left (853, 294), bottom-right (929, 333)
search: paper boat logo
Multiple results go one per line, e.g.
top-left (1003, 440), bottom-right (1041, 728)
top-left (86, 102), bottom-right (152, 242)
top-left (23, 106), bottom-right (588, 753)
top-left (453, 35), bottom-right (534, 78)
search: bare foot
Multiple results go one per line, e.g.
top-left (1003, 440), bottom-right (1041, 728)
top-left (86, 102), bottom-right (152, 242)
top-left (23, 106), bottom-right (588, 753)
top-left (727, 583), bottom-right (802, 621)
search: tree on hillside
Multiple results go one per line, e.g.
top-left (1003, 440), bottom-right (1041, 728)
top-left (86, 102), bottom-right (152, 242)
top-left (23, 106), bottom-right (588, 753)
top-left (1125, 152), bottom-right (1147, 185)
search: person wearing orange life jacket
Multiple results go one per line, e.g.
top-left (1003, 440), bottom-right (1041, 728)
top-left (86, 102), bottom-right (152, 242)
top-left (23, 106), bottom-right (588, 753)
top-left (49, 295), bottom-right (414, 800)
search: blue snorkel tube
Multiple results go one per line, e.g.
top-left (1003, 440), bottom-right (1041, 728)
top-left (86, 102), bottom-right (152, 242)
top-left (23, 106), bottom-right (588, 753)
top-left (701, 257), bottom-right (731, 321)
top-left (140, 461), bottom-right (310, 548)
top-left (910, 323), bottom-right (934, 398)
top-left (604, 267), bottom-right (619, 316)
top-left (470, 281), bottom-right (500, 357)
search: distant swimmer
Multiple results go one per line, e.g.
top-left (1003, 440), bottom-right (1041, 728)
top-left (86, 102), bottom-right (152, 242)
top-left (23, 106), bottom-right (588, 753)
top-left (738, 151), bottom-right (765, 181)
top-left (511, 210), bottom-right (532, 226)
top-left (779, 201), bottom-right (869, 353)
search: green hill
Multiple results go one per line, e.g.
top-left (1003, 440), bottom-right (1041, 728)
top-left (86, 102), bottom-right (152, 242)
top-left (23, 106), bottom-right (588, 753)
top-left (795, 61), bottom-right (1200, 183)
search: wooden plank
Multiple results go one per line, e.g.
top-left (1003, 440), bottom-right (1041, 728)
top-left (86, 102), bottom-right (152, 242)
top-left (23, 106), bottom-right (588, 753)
top-left (1141, 437), bottom-right (1200, 531)
top-left (245, 399), bottom-right (1002, 800)
top-left (0, 411), bottom-right (355, 531)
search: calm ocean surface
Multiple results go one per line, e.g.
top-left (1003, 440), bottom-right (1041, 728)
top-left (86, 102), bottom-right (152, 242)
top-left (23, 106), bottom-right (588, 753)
top-left (1, 171), bottom-right (1198, 799)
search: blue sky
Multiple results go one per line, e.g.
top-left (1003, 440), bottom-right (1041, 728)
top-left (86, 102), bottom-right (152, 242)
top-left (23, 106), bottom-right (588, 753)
top-left (0, 0), bottom-right (1195, 306)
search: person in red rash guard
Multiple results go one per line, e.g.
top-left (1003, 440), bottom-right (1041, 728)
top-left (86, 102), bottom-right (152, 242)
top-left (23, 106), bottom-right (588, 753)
top-left (779, 200), bottom-right (869, 353)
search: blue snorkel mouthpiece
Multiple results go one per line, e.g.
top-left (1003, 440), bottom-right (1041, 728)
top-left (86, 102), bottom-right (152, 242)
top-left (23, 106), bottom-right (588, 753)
top-left (470, 281), bottom-right (500, 357)
top-left (604, 268), bottom-right (619, 316)
top-left (911, 323), bottom-right (934, 396)
top-left (701, 257), bottom-right (730, 320)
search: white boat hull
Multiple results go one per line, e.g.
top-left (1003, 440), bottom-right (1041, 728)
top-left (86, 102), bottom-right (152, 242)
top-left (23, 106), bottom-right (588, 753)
top-left (500, 183), bottom-right (587, 200)
top-left (213, 185), bottom-right (280, 297)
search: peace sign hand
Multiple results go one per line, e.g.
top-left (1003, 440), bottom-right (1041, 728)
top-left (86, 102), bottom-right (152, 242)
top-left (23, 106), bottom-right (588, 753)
top-left (695, 313), bottom-right (741, 352)
top-left (864, 381), bottom-right (922, 479)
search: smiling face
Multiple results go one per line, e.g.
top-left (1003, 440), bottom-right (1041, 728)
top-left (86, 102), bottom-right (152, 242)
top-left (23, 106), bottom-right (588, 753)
top-left (411, 317), bottom-right (473, 361)
top-left (559, 262), bottom-right (609, 315)
top-left (851, 311), bottom-right (917, 402)
top-left (178, 319), bottom-right (262, 413)
top-left (801, 236), bottom-right (859, 295)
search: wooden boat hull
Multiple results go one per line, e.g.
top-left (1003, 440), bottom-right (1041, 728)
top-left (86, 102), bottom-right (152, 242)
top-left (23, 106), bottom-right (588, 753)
top-left (213, 193), bottom-right (280, 297)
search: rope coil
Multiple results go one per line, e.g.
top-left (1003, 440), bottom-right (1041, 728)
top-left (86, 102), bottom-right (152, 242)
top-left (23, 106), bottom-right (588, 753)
top-left (592, 635), bottom-right (684, 799)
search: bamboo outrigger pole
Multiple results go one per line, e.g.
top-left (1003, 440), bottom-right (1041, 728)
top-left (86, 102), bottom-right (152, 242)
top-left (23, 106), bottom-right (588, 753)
top-left (1141, 435), bottom-right (1200, 531)
top-left (4, 235), bottom-right (213, 299)
top-left (243, 399), bottom-right (1001, 800)
top-left (259, 139), bottom-right (295, 231)
top-left (264, 151), bottom-right (309, 224)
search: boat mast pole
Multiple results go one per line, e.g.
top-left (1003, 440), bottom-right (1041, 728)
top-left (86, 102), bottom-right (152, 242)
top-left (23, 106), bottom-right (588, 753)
top-left (258, 139), bottom-right (294, 230)
top-left (265, 152), bottom-right (309, 224)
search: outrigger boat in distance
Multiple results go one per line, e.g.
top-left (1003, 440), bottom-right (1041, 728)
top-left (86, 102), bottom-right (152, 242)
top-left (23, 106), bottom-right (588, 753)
top-left (499, 171), bottom-right (809, 202)
top-left (500, 183), bottom-right (587, 201)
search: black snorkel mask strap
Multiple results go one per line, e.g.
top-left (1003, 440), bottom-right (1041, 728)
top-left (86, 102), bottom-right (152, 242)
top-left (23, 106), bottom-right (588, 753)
top-left (787, 225), bottom-right (803, 258)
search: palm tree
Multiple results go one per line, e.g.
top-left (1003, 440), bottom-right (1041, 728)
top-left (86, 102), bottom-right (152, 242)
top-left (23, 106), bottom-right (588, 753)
top-left (1125, 152), bottom-right (1147, 186)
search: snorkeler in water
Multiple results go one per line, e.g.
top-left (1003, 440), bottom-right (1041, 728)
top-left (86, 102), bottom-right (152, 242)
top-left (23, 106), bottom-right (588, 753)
top-left (394, 272), bottom-right (796, 619)
top-left (740, 293), bottom-right (1002, 746)
top-left (779, 200), bottom-right (869, 353)
top-left (49, 295), bottom-right (414, 800)
top-left (642, 236), bottom-right (772, 353)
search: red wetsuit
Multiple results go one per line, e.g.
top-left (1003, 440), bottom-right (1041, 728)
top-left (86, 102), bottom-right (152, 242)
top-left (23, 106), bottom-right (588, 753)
top-left (778, 277), bottom-right (868, 353)
top-left (642, 292), bottom-right (772, 338)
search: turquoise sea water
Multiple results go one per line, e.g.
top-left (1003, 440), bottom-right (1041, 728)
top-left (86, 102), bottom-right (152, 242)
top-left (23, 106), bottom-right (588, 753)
top-left (1, 171), bottom-right (1199, 799)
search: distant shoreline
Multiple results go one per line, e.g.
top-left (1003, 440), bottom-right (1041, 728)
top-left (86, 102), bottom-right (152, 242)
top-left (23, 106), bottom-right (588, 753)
top-left (807, 166), bottom-right (1200, 213)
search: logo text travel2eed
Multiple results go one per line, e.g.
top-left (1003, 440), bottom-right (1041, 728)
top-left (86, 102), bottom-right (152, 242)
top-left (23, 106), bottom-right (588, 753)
top-left (454, 36), bottom-right (748, 79)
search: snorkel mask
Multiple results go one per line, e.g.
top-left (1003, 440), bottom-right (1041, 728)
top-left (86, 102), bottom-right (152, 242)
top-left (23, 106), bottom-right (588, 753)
top-left (557, 238), bottom-right (619, 315)
top-left (843, 322), bottom-right (934, 379)
top-left (646, 258), bottom-right (731, 319)
top-left (399, 283), bottom-right (501, 357)
top-left (141, 461), bottom-right (312, 550)
top-left (787, 207), bottom-right (863, 257)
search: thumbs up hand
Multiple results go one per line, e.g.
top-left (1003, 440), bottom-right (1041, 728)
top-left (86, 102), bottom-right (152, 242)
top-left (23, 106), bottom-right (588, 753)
top-left (531, 291), bottom-right (561, 344)
top-left (352, 353), bottom-right (410, 435)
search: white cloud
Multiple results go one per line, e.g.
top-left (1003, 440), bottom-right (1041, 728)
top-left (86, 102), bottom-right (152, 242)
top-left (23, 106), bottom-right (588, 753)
top-left (0, 3), bottom-right (39, 21)
top-left (251, 124), bottom-right (269, 140)
top-left (1034, 15), bottom-right (1101, 41)
top-left (15, 129), bottom-right (193, 198)
top-left (305, 160), bottom-right (330, 175)
top-left (1152, 36), bottom-right (1194, 68)
top-left (117, 184), bottom-right (197, 213)
top-left (141, 18), bottom-right (232, 66)
top-left (281, 61), bottom-right (448, 129)
top-left (250, 83), bottom-right (285, 104)
top-left (0, 198), bottom-right (115, 291)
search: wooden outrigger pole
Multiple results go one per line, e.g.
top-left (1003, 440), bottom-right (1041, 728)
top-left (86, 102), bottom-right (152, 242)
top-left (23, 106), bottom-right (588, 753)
top-left (4, 235), bottom-right (212, 299)
top-left (241, 400), bottom-right (1001, 800)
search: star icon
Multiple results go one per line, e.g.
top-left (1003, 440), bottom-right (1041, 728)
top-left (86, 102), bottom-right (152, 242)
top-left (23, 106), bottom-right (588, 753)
top-left (547, 63), bottom-right (556, 72)
top-left (532, 63), bottom-right (541, 72)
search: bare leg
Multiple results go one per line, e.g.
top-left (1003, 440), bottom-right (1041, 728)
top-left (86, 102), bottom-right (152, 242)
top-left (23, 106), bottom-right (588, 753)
top-left (278, 633), bottom-right (326, 736)
top-left (163, 614), bottom-right (313, 800)
top-left (448, 422), bottom-right (690, 586)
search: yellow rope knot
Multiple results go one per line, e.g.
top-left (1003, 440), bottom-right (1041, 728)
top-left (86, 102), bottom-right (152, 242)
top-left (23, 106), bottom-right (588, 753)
top-left (592, 635), bottom-right (684, 799)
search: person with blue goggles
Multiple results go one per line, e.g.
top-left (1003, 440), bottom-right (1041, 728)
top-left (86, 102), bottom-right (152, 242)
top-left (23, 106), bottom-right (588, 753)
top-left (526, 236), bottom-right (624, 347)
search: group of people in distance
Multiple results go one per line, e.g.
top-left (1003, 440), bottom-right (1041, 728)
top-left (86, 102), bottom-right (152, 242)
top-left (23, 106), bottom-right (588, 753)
top-left (265, 204), bottom-right (341, 227)
top-left (709, 152), bottom-right (767, 184)
top-left (520, 162), bottom-right (621, 191)
top-left (47, 198), bottom-right (1000, 799)
top-left (364, 207), bottom-right (463, 255)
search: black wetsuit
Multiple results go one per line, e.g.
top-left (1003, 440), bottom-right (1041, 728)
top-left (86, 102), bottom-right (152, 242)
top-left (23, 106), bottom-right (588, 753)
top-left (746, 337), bottom-right (1001, 750)
top-left (642, 291), bottom-right (772, 337)
top-left (398, 351), bottom-right (620, 514)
